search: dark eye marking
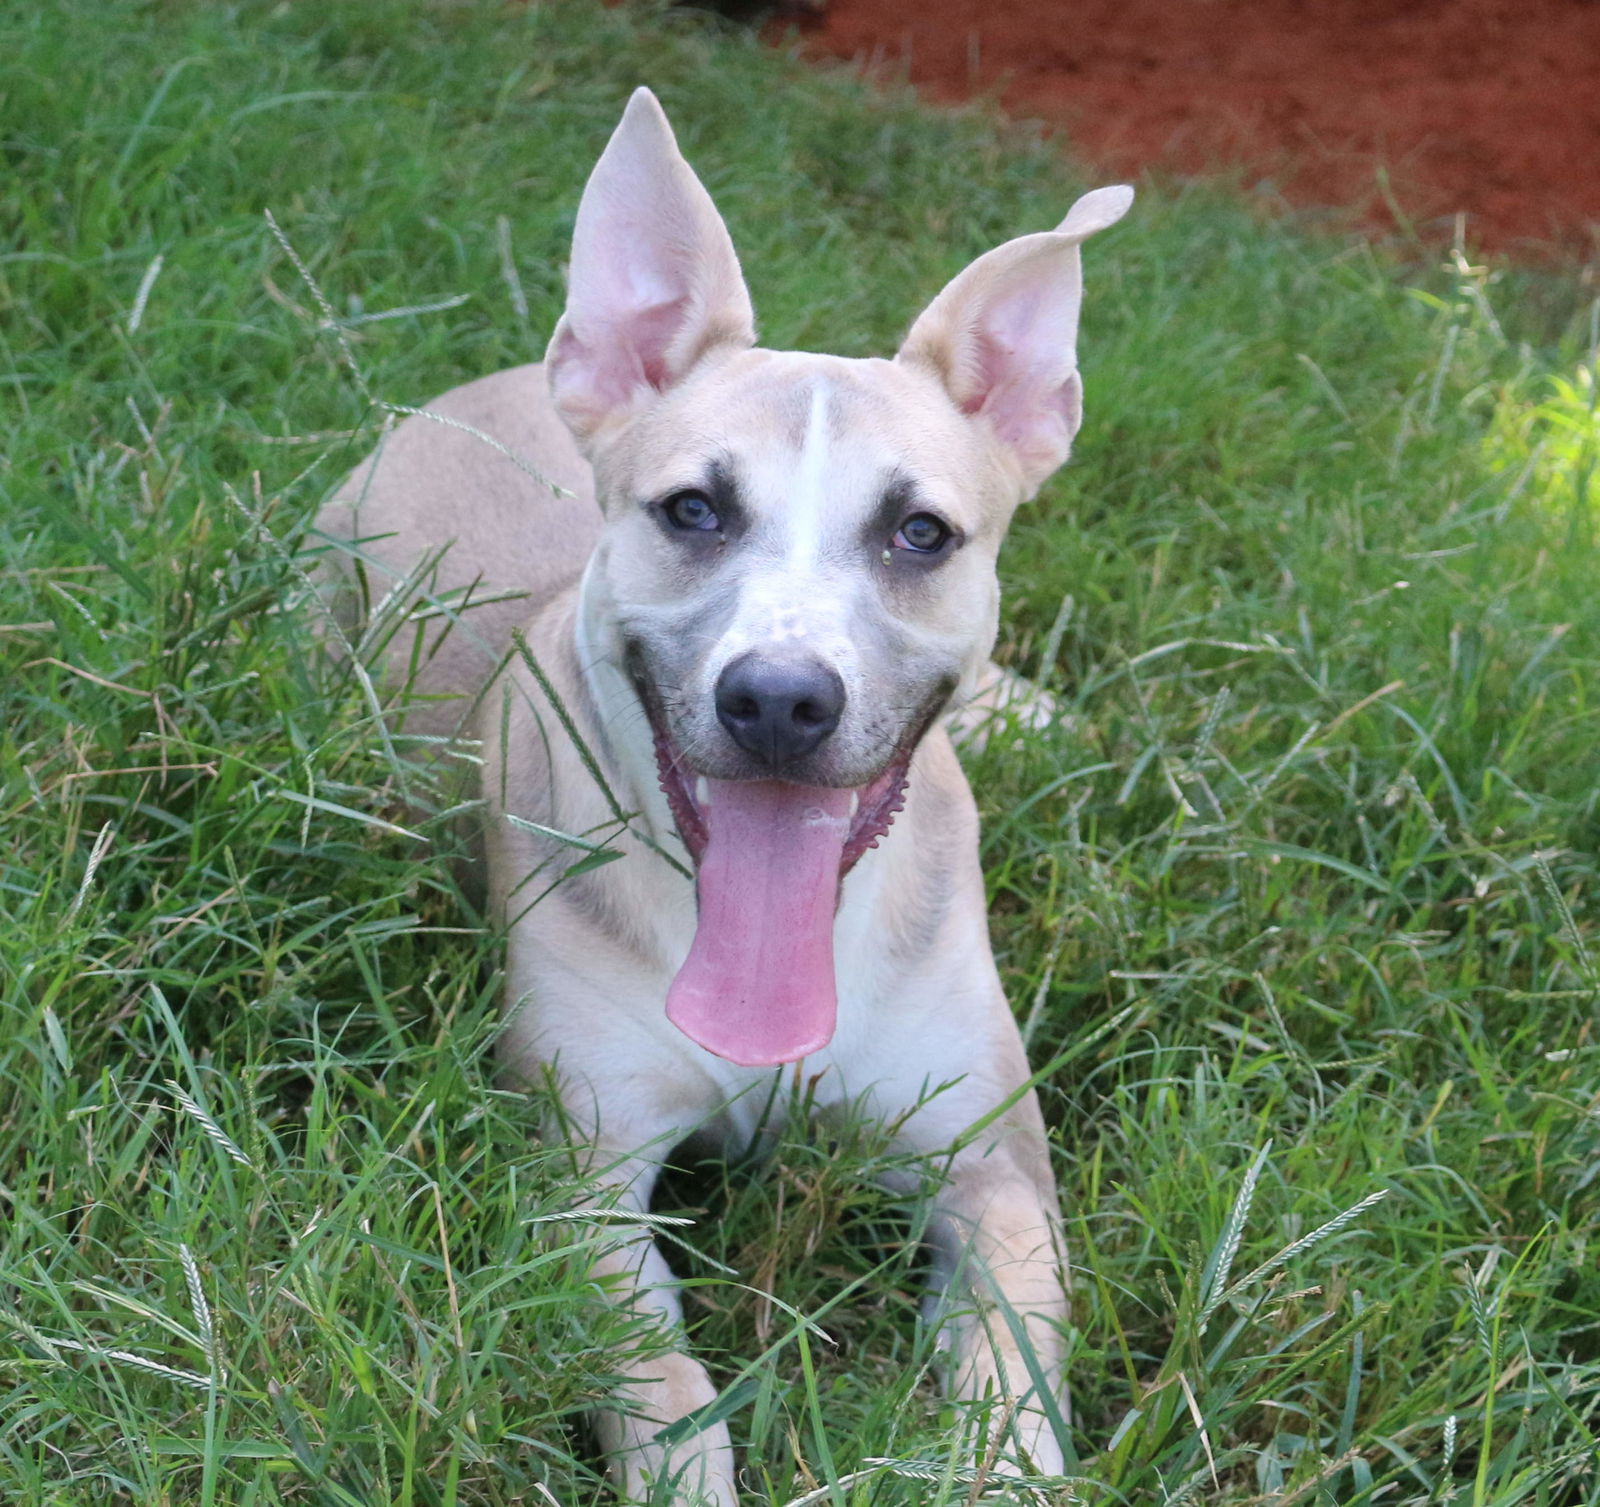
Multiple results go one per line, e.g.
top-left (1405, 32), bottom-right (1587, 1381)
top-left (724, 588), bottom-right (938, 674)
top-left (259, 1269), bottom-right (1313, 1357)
top-left (870, 471), bottom-right (961, 566)
top-left (661, 489), bottom-right (719, 532)
top-left (891, 512), bottom-right (952, 553)
top-left (646, 461), bottom-right (745, 546)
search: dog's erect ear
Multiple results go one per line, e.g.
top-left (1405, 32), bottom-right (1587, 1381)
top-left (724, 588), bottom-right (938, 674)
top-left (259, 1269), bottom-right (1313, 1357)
top-left (547, 88), bottom-right (756, 442)
top-left (896, 185), bottom-right (1133, 493)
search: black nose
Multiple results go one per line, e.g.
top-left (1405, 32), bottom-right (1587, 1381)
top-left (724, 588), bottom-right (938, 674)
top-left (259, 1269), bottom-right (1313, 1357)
top-left (715, 652), bottom-right (845, 767)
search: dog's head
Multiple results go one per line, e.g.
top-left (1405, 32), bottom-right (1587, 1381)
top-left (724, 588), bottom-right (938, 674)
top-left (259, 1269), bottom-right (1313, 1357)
top-left (545, 89), bottom-right (1130, 1066)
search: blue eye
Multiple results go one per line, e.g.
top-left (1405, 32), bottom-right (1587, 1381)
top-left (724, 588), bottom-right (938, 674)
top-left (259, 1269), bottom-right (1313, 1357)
top-left (663, 491), bottom-right (720, 531)
top-left (891, 513), bottom-right (951, 553)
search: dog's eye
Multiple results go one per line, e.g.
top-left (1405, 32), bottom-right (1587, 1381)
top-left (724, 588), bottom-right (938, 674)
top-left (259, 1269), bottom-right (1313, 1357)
top-left (891, 513), bottom-right (951, 553)
top-left (662, 490), bottom-right (720, 532)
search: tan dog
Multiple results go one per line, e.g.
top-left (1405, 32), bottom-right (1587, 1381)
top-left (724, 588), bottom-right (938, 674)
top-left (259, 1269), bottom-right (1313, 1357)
top-left (319, 88), bottom-right (1130, 1505)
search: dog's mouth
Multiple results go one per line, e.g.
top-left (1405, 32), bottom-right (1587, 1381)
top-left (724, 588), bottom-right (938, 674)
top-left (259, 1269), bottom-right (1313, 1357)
top-left (639, 687), bottom-right (916, 1069)
top-left (650, 718), bottom-right (911, 875)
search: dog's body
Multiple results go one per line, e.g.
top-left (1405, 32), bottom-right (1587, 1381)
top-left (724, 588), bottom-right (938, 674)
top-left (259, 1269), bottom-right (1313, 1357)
top-left (319, 90), bottom-right (1129, 1505)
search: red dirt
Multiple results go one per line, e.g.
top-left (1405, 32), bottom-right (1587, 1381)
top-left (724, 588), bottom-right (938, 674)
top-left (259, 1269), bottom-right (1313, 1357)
top-left (788, 0), bottom-right (1600, 258)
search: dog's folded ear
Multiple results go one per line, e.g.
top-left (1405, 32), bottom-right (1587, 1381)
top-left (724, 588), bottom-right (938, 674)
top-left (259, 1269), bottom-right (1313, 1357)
top-left (547, 88), bottom-right (757, 443)
top-left (896, 185), bottom-right (1133, 494)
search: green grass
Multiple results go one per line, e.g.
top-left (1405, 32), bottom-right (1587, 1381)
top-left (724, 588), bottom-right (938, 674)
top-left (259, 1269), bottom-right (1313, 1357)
top-left (3, 1), bottom-right (1599, 1502)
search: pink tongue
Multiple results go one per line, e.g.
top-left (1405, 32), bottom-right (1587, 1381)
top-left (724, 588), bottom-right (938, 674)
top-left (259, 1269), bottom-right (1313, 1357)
top-left (666, 780), bottom-right (853, 1067)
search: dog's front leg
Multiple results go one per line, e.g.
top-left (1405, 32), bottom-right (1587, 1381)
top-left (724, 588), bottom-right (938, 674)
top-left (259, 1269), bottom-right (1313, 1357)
top-left (583, 1152), bottom-right (740, 1507)
top-left (923, 1148), bottom-right (1071, 1474)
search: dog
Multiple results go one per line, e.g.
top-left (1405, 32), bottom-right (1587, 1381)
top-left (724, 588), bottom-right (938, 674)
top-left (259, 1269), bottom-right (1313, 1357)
top-left (317, 87), bottom-right (1130, 1505)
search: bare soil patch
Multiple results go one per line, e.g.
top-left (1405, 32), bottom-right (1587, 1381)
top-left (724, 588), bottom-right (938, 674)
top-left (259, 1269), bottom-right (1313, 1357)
top-left (788, 0), bottom-right (1600, 258)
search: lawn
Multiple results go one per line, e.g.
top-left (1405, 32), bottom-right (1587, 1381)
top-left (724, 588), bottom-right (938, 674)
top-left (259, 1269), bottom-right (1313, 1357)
top-left (2, 1), bottom-right (1598, 1503)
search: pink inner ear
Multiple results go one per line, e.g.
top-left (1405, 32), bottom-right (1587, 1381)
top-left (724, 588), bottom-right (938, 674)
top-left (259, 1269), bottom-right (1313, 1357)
top-left (983, 373), bottom-right (1080, 475)
top-left (630, 295), bottom-right (691, 391)
top-left (984, 372), bottom-right (1052, 455)
top-left (963, 274), bottom-right (1060, 408)
top-left (963, 324), bottom-right (1020, 416)
top-left (966, 319), bottom-right (1046, 439)
top-left (960, 271), bottom-right (1080, 475)
top-left (969, 336), bottom-right (1080, 475)
top-left (550, 293), bottom-right (692, 430)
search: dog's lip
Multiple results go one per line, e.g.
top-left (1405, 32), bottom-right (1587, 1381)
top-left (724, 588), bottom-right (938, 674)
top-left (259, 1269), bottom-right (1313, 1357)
top-left (648, 709), bottom-right (711, 863)
top-left (641, 693), bottom-right (911, 875)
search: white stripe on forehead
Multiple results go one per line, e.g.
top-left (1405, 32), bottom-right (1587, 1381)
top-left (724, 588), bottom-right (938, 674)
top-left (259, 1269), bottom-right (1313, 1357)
top-left (787, 378), bottom-right (832, 566)
top-left (727, 375), bottom-right (843, 649)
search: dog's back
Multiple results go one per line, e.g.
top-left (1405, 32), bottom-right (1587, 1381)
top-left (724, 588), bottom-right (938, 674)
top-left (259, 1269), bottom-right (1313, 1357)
top-left (315, 363), bottom-right (595, 743)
